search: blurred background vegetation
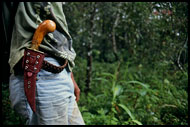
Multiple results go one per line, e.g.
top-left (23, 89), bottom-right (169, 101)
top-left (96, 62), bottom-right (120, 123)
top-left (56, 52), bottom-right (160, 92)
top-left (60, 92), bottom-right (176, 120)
top-left (2, 2), bottom-right (188, 125)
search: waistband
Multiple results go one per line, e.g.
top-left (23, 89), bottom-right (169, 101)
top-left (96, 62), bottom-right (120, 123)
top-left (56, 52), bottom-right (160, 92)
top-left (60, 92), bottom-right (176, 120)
top-left (13, 55), bottom-right (69, 76)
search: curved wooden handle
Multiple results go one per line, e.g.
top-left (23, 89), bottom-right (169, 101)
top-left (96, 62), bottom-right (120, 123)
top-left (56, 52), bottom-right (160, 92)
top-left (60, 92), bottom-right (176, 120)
top-left (31, 20), bottom-right (56, 50)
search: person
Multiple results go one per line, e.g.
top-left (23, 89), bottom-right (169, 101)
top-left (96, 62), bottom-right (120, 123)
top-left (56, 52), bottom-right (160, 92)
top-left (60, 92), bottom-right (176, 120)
top-left (8, 2), bottom-right (85, 125)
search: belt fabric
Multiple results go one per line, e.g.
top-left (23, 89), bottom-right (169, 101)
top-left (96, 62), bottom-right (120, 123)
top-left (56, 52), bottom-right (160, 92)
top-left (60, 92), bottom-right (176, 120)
top-left (42, 57), bottom-right (68, 74)
top-left (22, 48), bottom-right (68, 74)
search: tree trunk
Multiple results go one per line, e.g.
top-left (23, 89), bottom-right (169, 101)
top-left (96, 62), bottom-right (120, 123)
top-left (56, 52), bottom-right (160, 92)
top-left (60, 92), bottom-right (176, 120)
top-left (112, 12), bottom-right (120, 61)
top-left (111, 3), bottom-right (121, 61)
top-left (86, 42), bottom-right (92, 93)
top-left (85, 3), bottom-right (96, 93)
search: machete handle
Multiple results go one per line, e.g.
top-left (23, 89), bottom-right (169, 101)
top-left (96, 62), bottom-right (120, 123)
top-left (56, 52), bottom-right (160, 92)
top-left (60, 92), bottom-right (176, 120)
top-left (31, 20), bottom-right (56, 50)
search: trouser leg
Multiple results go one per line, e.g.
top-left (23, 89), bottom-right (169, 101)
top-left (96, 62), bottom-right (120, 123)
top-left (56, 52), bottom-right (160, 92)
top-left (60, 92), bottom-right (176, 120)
top-left (68, 96), bottom-right (85, 125)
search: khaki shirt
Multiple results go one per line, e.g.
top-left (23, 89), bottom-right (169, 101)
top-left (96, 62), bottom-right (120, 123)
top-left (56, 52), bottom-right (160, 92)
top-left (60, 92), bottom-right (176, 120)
top-left (9, 2), bottom-right (76, 74)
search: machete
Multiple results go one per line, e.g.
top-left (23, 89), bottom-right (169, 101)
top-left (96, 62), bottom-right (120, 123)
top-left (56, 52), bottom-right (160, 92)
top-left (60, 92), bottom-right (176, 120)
top-left (22, 20), bottom-right (56, 112)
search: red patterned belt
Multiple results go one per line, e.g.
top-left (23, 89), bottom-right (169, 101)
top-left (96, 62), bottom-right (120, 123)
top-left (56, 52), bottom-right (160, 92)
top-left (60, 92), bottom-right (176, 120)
top-left (22, 20), bottom-right (67, 113)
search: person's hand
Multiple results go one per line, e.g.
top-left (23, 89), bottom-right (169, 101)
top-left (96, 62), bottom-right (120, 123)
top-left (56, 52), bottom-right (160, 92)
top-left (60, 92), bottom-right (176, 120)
top-left (71, 72), bottom-right (80, 102)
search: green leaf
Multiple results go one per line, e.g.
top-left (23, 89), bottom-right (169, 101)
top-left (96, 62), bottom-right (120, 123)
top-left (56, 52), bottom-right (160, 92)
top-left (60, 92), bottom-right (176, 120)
top-left (132, 119), bottom-right (143, 125)
top-left (125, 89), bottom-right (139, 93)
top-left (111, 107), bottom-right (117, 114)
top-left (101, 72), bottom-right (115, 79)
top-left (112, 85), bottom-right (123, 99)
top-left (95, 94), bottom-right (104, 98)
top-left (118, 80), bottom-right (129, 85)
top-left (138, 90), bottom-right (147, 96)
top-left (93, 77), bottom-right (109, 83)
top-left (112, 117), bottom-right (119, 122)
top-left (118, 104), bottom-right (135, 120)
top-left (164, 79), bottom-right (170, 84)
top-left (126, 80), bottom-right (150, 89)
